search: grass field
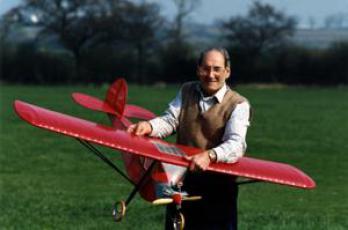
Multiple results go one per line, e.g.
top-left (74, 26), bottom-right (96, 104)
top-left (1, 83), bottom-right (347, 229)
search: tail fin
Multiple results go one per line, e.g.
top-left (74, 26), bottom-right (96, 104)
top-left (105, 78), bottom-right (156, 120)
top-left (105, 78), bottom-right (128, 116)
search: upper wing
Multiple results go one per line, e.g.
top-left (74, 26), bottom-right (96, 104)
top-left (14, 100), bottom-right (316, 190)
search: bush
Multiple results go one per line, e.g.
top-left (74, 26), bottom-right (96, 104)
top-left (1, 41), bottom-right (74, 84)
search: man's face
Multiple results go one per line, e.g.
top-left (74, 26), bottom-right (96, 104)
top-left (197, 50), bottom-right (230, 96)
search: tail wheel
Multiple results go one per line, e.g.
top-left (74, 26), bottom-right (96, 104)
top-left (112, 200), bottom-right (126, 222)
top-left (173, 212), bottom-right (185, 230)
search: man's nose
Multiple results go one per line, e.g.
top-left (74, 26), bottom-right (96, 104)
top-left (208, 69), bottom-right (215, 77)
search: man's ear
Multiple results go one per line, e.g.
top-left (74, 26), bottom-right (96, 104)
top-left (225, 66), bottom-right (231, 79)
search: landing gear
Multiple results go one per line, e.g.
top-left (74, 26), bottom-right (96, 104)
top-left (111, 161), bottom-right (157, 222)
top-left (155, 183), bottom-right (201, 230)
top-left (173, 212), bottom-right (185, 230)
top-left (77, 139), bottom-right (157, 223)
top-left (112, 200), bottom-right (126, 222)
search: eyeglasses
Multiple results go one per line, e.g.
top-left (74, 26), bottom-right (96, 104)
top-left (198, 65), bottom-right (226, 75)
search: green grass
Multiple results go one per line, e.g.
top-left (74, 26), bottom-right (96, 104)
top-left (1, 84), bottom-right (347, 229)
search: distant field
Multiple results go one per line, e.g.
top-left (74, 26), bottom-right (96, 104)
top-left (1, 84), bottom-right (347, 229)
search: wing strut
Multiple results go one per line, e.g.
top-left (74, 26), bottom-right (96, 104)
top-left (112, 160), bottom-right (157, 222)
top-left (76, 138), bottom-right (135, 185)
top-left (76, 138), bottom-right (157, 212)
top-left (125, 161), bottom-right (156, 206)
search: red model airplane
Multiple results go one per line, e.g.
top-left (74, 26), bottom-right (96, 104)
top-left (13, 79), bottom-right (315, 230)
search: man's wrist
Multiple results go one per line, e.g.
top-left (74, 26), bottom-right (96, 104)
top-left (147, 119), bottom-right (157, 136)
top-left (208, 149), bottom-right (217, 162)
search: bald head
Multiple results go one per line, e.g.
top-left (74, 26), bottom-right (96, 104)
top-left (198, 47), bottom-right (231, 68)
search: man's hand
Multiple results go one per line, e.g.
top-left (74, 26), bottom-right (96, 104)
top-left (127, 121), bottom-right (152, 136)
top-left (185, 151), bottom-right (212, 171)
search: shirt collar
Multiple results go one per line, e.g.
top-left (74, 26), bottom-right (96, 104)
top-left (197, 83), bottom-right (227, 103)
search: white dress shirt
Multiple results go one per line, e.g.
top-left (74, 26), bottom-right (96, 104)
top-left (149, 83), bottom-right (250, 163)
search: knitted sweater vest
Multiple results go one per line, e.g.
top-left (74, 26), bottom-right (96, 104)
top-left (177, 81), bottom-right (246, 150)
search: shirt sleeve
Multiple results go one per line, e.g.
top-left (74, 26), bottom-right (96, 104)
top-left (212, 101), bottom-right (250, 163)
top-left (148, 89), bottom-right (182, 138)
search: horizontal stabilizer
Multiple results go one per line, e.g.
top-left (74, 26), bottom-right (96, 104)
top-left (72, 92), bottom-right (119, 116)
top-left (124, 105), bottom-right (156, 120)
top-left (72, 93), bottom-right (155, 120)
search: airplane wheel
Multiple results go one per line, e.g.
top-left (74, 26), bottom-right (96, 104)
top-left (173, 212), bottom-right (185, 230)
top-left (112, 200), bottom-right (126, 222)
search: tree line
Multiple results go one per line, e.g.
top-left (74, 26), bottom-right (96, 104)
top-left (1, 0), bottom-right (347, 85)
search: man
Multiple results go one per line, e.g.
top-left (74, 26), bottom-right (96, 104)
top-left (128, 47), bottom-right (251, 230)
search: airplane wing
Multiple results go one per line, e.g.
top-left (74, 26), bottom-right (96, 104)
top-left (14, 100), bottom-right (316, 190)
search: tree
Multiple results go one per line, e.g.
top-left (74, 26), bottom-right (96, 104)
top-left (308, 16), bottom-right (316, 29)
top-left (221, 1), bottom-right (296, 82)
top-left (120, 1), bottom-right (163, 83)
top-left (19, 0), bottom-right (128, 80)
top-left (170, 0), bottom-right (201, 43)
top-left (324, 13), bottom-right (348, 29)
top-left (222, 1), bottom-right (296, 56)
top-left (155, 0), bottom-right (200, 83)
top-left (159, 41), bottom-right (196, 83)
top-left (3, 0), bottom-right (164, 83)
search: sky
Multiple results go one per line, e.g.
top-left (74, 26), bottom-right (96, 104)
top-left (1, 0), bottom-right (348, 28)
top-left (150, 0), bottom-right (348, 28)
